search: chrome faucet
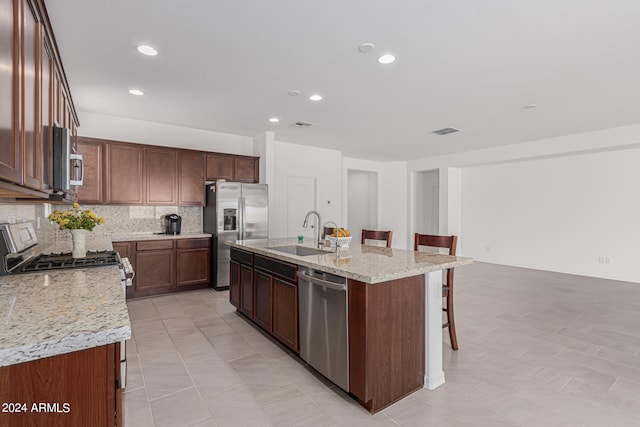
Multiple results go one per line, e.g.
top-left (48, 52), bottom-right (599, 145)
top-left (302, 210), bottom-right (322, 248)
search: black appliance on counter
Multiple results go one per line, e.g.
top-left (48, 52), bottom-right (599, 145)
top-left (164, 214), bottom-right (182, 235)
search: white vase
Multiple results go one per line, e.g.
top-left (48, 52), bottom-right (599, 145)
top-left (70, 229), bottom-right (88, 258)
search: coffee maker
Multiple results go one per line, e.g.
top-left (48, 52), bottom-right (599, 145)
top-left (164, 214), bottom-right (182, 235)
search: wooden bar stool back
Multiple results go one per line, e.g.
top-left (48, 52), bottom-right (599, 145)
top-left (361, 229), bottom-right (393, 248)
top-left (414, 233), bottom-right (459, 350)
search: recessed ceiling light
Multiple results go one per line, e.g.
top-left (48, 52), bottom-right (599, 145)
top-left (309, 94), bottom-right (323, 101)
top-left (268, 117), bottom-right (280, 123)
top-left (358, 42), bottom-right (375, 53)
top-left (136, 45), bottom-right (158, 56)
top-left (288, 90), bottom-right (301, 96)
top-left (377, 54), bottom-right (396, 64)
top-left (129, 89), bottom-right (144, 96)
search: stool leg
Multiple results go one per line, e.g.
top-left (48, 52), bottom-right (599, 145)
top-left (447, 291), bottom-right (458, 350)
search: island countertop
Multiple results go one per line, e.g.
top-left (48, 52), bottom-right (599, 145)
top-left (0, 265), bottom-right (131, 367)
top-left (227, 238), bottom-right (473, 284)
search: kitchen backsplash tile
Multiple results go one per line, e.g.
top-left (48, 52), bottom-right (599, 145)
top-left (0, 203), bottom-right (202, 247)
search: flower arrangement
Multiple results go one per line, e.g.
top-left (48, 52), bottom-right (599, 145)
top-left (48, 202), bottom-right (106, 231)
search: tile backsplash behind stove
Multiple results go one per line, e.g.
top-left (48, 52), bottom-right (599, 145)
top-left (0, 203), bottom-right (202, 247)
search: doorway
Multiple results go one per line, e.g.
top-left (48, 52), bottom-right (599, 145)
top-left (347, 170), bottom-right (378, 243)
top-left (414, 170), bottom-right (439, 235)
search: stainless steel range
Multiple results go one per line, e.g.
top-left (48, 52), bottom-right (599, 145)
top-left (0, 222), bottom-right (134, 388)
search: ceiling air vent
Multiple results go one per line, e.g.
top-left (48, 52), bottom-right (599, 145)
top-left (292, 121), bottom-right (313, 128)
top-left (431, 127), bottom-right (461, 135)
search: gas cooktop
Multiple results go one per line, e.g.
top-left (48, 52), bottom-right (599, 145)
top-left (19, 251), bottom-right (119, 273)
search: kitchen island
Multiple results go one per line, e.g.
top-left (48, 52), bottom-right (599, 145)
top-left (227, 237), bottom-right (473, 413)
top-left (0, 253), bottom-right (130, 426)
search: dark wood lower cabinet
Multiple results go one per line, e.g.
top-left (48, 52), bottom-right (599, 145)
top-left (115, 238), bottom-right (211, 299)
top-left (176, 238), bottom-right (210, 287)
top-left (272, 277), bottom-right (298, 351)
top-left (229, 259), bottom-right (240, 307)
top-left (254, 269), bottom-right (273, 331)
top-left (0, 343), bottom-right (121, 427)
top-left (348, 275), bottom-right (425, 413)
top-left (135, 240), bottom-right (176, 296)
top-left (239, 264), bottom-right (254, 318)
top-left (229, 249), bottom-right (299, 353)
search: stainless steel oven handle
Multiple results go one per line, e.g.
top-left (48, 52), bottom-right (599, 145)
top-left (299, 271), bottom-right (346, 291)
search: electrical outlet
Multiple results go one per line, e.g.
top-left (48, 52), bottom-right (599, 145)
top-left (7, 215), bottom-right (16, 224)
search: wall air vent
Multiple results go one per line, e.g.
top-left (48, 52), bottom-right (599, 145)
top-left (431, 127), bottom-right (461, 135)
top-left (292, 121), bottom-right (314, 128)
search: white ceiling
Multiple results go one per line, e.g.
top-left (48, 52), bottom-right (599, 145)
top-left (46, 1), bottom-right (640, 161)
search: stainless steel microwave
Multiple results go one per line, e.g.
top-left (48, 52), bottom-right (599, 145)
top-left (51, 126), bottom-right (83, 192)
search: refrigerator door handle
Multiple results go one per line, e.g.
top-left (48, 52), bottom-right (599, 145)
top-left (241, 197), bottom-right (247, 239)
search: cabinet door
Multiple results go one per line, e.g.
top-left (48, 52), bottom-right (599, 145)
top-left (229, 259), bottom-right (240, 307)
top-left (205, 153), bottom-right (234, 181)
top-left (238, 264), bottom-right (253, 318)
top-left (0, 0), bottom-right (21, 183)
top-left (178, 150), bottom-right (204, 206)
top-left (273, 277), bottom-right (298, 352)
top-left (145, 146), bottom-right (177, 205)
top-left (105, 143), bottom-right (144, 204)
top-left (254, 269), bottom-right (273, 331)
top-left (76, 138), bottom-right (103, 203)
top-left (135, 244), bottom-right (175, 297)
top-left (234, 157), bottom-right (258, 183)
top-left (0, 344), bottom-right (118, 426)
top-left (40, 33), bottom-right (52, 188)
top-left (21, 0), bottom-right (41, 190)
top-left (176, 239), bottom-right (210, 287)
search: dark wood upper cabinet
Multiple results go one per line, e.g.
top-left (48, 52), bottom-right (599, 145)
top-left (21, 0), bottom-right (41, 191)
top-left (0, 0), bottom-right (21, 184)
top-left (206, 153), bottom-right (234, 180)
top-left (206, 153), bottom-right (259, 183)
top-left (0, 0), bottom-right (78, 198)
top-left (145, 146), bottom-right (177, 205)
top-left (234, 156), bottom-right (259, 183)
top-left (105, 143), bottom-right (145, 204)
top-left (76, 137), bottom-right (103, 204)
top-left (178, 150), bottom-right (205, 206)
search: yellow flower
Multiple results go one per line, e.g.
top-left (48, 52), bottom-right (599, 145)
top-left (48, 203), bottom-right (105, 231)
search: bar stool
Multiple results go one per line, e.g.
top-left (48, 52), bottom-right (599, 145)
top-left (414, 233), bottom-right (459, 350)
top-left (361, 229), bottom-right (393, 248)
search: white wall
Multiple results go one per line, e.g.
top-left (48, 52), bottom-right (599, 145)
top-left (77, 111), bottom-right (254, 154)
top-left (409, 124), bottom-right (640, 283)
top-left (343, 158), bottom-right (409, 249)
top-left (462, 148), bottom-right (640, 282)
top-left (267, 141), bottom-right (343, 239)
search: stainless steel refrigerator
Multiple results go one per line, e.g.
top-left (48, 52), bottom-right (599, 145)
top-left (203, 182), bottom-right (268, 290)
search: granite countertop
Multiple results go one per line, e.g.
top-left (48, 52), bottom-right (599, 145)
top-left (227, 238), bottom-right (473, 284)
top-left (0, 266), bottom-right (131, 367)
top-left (111, 232), bottom-right (212, 242)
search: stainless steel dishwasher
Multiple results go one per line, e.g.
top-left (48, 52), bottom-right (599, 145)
top-left (298, 267), bottom-right (349, 391)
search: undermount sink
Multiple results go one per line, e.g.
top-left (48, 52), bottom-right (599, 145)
top-left (269, 245), bottom-right (329, 256)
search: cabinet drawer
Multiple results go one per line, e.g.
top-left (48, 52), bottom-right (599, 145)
top-left (230, 247), bottom-right (253, 265)
top-left (177, 238), bottom-right (210, 249)
top-left (254, 254), bottom-right (297, 282)
top-left (136, 240), bottom-right (175, 251)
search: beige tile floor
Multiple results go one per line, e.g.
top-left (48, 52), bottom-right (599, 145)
top-left (123, 262), bottom-right (640, 426)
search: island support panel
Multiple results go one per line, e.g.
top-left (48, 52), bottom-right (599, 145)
top-left (425, 269), bottom-right (445, 389)
top-left (348, 274), bottom-right (425, 413)
top-left (0, 343), bottom-right (121, 427)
